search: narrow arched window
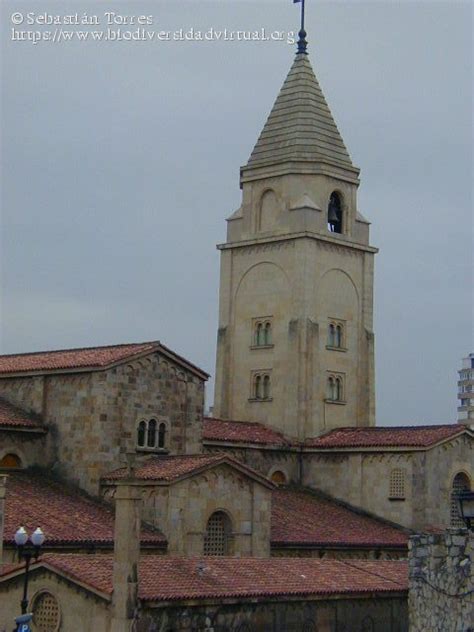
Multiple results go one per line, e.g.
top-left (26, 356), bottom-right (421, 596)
top-left (327, 377), bottom-right (336, 400)
top-left (137, 421), bottom-right (146, 447)
top-left (335, 377), bottom-right (343, 401)
top-left (158, 422), bottom-right (166, 449)
top-left (450, 472), bottom-right (471, 527)
top-left (147, 419), bottom-right (157, 448)
top-left (264, 322), bottom-right (272, 345)
top-left (336, 325), bottom-right (343, 348)
top-left (255, 322), bottom-right (263, 346)
top-left (255, 375), bottom-right (262, 399)
top-left (328, 324), bottom-right (336, 347)
top-left (328, 192), bottom-right (343, 233)
top-left (263, 374), bottom-right (271, 399)
top-left (389, 469), bottom-right (406, 499)
top-left (203, 511), bottom-right (232, 556)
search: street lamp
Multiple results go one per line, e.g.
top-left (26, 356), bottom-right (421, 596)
top-left (13, 526), bottom-right (45, 615)
top-left (457, 491), bottom-right (474, 531)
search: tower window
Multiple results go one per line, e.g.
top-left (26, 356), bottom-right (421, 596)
top-left (251, 371), bottom-right (272, 401)
top-left (203, 511), bottom-right (232, 556)
top-left (137, 418), bottom-right (168, 450)
top-left (450, 472), bottom-right (471, 527)
top-left (327, 320), bottom-right (345, 349)
top-left (252, 318), bottom-right (273, 347)
top-left (389, 469), bottom-right (406, 499)
top-left (328, 192), bottom-right (343, 234)
top-left (326, 374), bottom-right (345, 403)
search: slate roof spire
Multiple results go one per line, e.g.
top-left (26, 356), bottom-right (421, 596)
top-left (246, 52), bottom-right (355, 172)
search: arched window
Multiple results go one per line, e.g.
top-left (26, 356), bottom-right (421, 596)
top-left (335, 377), bottom-right (343, 401)
top-left (270, 470), bottom-right (287, 486)
top-left (203, 511), bottom-right (232, 556)
top-left (328, 191), bottom-right (343, 233)
top-left (137, 421), bottom-right (146, 448)
top-left (263, 375), bottom-right (271, 399)
top-left (450, 472), bottom-right (471, 527)
top-left (327, 377), bottom-right (336, 400)
top-left (328, 324), bottom-right (336, 347)
top-left (389, 469), bottom-right (406, 499)
top-left (32, 591), bottom-right (61, 631)
top-left (255, 322), bottom-right (263, 346)
top-left (0, 453), bottom-right (22, 469)
top-left (158, 422), bottom-right (166, 449)
top-left (336, 324), bottom-right (343, 348)
top-left (254, 375), bottom-right (262, 399)
top-left (264, 322), bottom-right (272, 345)
top-left (147, 419), bottom-right (157, 448)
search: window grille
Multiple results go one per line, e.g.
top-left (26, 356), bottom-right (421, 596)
top-left (450, 473), bottom-right (471, 527)
top-left (389, 469), bottom-right (405, 499)
top-left (32, 592), bottom-right (60, 632)
top-left (203, 511), bottom-right (231, 556)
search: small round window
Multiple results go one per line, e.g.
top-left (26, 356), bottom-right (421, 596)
top-left (32, 591), bottom-right (61, 632)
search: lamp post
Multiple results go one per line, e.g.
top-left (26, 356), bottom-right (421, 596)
top-left (457, 491), bottom-right (474, 531)
top-left (13, 526), bottom-right (45, 615)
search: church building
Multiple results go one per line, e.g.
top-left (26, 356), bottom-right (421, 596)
top-left (0, 15), bottom-right (472, 632)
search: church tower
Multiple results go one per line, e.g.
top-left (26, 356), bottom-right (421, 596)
top-left (213, 33), bottom-right (377, 440)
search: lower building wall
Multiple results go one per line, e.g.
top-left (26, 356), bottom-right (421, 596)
top-left (271, 547), bottom-right (406, 560)
top-left (0, 570), bottom-right (111, 632)
top-left (408, 530), bottom-right (473, 631)
top-left (138, 597), bottom-right (408, 632)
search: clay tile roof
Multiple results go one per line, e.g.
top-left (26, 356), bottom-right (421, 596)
top-left (305, 425), bottom-right (469, 449)
top-left (271, 488), bottom-right (408, 548)
top-left (0, 398), bottom-right (45, 431)
top-left (0, 342), bottom-right (158, 375)
top-left (104, 454), bottom-right (272, 487)
top-left (8, 555), bottom-right (407, 601)
top-left (3, 472), bottom-right (165, 547)
top-left (203, 417), bottom-right (295, 447)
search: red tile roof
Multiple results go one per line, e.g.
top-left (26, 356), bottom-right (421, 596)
top-left (1, 555), bottom-right (408, 601)
top-left (305, 425), bottom-right (469, 449)
top-left (203, 417), bottom-right (295, 446)
top-left (104, 454), bottom-right (273, 487)
top-left (0, 398), bottom-right (45, 431)
top-left (271, 488), bottom-right (408, 548)
top-left (3, 472), bottom-right (165, 547)
top-left (0, 341), bottom-right (208, 378)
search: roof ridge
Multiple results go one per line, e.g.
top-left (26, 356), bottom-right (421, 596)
top-left (0, 340), bottom-right (158, 359)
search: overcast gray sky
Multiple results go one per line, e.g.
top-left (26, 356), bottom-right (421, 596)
top-left (1, 0), bottom-right (472, 426)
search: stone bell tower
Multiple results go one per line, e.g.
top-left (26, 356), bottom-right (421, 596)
top-left (213, 37), bottom-right (377, 440)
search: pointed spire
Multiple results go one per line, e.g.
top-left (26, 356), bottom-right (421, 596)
top-left (246, 55), bottom-right (355, 172)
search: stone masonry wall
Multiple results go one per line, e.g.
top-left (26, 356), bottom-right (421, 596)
top-left (0, 352), bottom-right (205, 495)
top-left (408, 530), bottom-right (473, 632)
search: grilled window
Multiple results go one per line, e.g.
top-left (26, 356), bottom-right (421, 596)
top-left (450, 472), bottom-right (471, 527)
top-left (32, 592), bottom-right (60, 632)
top-left (203, 511), bottom-right (231, 556)
top-left (389, 469), bottom-right (406, 499)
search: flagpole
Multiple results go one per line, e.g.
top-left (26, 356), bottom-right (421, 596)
top-left (296, 0), bottom-right (308, 55)
top-left (301, 0), bottom-right (305, 33)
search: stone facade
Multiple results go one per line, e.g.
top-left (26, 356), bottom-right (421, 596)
top-left (102, 462), bottom-right (272, 558)
top-left (0, 351), bottom-right (205, 494)
top-left (302, 437), bottom-right (473, 531)
top-left (408, 530), bottom-right (473, 631)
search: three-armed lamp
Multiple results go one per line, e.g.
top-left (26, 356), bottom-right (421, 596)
top-left (457, 491), bottom-right (474, 531)
top-left (13, 526), bottom-right (46, 615)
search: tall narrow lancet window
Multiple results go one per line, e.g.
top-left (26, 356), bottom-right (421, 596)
top-left (137, 421), bottom-right (146, 447)
top-left (255, 323), bottom-right (263, 346)
top-left (264, 322), bottom-right (272, 346)
top-left (327, 377), bottom-right (336, 401)
top-left (263, 375), bottom-right (271, 399)
top-left (335, 377), bottom-right (343, 401)
top-left (328, 192), bottom-right (343, 234)
top-left (335, 325), bottom-right (343, 348)
top-left (450, 472), bottom-right (471, 527)
top-left (328, 324), bottom-right (336, 347)
top-left (147, 419), bottom-right (157, 448)
top-left (158, 422), bottom-right (166, 449)
top-left (255, 375), bottom-right (262, 399)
